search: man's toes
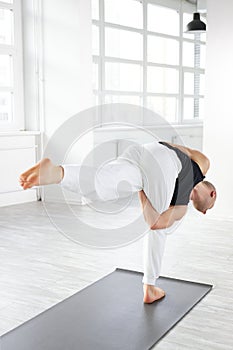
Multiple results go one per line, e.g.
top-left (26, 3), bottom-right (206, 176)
top-left (20, 164), bottom-right (38, 179)
top-left (20, 171), bottom-right (32, 182)
top-left (19, 174), bottom-right (27, 182)
top-left (22, 180), bottom-right (35, 190)
top-left (23, 183), bottom-right (33, 190)
top-left (158, 288), bottom-right (165, 296)
top-left (21, 173), bottom-right (38, 189)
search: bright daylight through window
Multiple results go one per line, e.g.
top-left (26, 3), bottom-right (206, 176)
top-left (0, 0), bottom-right (24, 131)
top-left (91, 0), bottom-right (206, 124)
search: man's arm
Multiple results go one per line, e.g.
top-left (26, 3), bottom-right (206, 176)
top-left (138, 190), bottom-right (187, 230)
top-left (138, 190), bottom-right (160, 228)
top-left (166, 142), bottom-right (210, 175)
top-left (151, 205), bottom-right (187, 230)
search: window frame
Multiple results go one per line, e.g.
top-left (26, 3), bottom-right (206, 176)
top-left (92, 0), bottom-right (206, 124)
top-left (0, 0), bottom-right (24, 131)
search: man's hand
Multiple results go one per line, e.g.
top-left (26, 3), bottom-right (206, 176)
top-left (165, 142), bottom-right (210, 175)
top-left (138, 190), bottom-right (187, 230)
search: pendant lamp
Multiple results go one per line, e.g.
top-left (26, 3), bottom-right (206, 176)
top-left (185, 12), bottom-right (206, 33)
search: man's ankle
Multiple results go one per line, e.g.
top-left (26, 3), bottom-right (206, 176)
top-left (143, 284), bottom-right (155, 290)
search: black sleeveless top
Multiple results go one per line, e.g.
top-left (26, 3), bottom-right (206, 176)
top-left (159, 141), bottom-right (205, 206)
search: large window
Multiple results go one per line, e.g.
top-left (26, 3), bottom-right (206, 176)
top-left (0, 0), bottom-right (24, 131)
top-left (91, 0), bottom-right (206, 124)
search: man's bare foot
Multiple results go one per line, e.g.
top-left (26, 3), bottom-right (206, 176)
top-left (143, 284), bottom-right (166, 304)
top-left (19, 158), bottom-right (64, 190)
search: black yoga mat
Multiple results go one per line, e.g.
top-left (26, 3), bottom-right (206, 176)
top-left (0, 269), bottom-right (212, 350)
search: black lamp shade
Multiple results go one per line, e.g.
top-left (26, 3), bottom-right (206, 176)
top-left (186, 12), bottom-right (206, 33)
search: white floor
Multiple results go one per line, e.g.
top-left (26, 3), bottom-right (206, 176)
top-left (0, 198), bottom-right (233, 349)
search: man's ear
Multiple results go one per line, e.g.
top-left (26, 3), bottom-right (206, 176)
top-left (210, 190), bottom-right (216, 198)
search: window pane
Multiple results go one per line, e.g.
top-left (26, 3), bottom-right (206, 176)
top-left (183, 13), bottom-right (193, 39)
top-left (92, 25), bottom-right (99, 55)
top-left (184, 72), bottom-right (194, 95)
top-left (200, 44), bottom-right (206, 69)
top-left (0, 8), bottom-right (14, 45)
top-left (105, 62), bottom-right (142, 91)
top-left (0, 55), bottom-right (13, 87)
top-left (104, 95), bottom-right (141, 105)
top-left (200, 32), bottom-right (206, 42)
top-left (92, 62), bottom-right (98, 90)
top-left (92, 0), bottom-right (99, 20)
top-left (184, 72), bottom-right (205, 96)
top-left (193, 42), bottom-right (206, 69)
top-left (199, 73), bottom-right (205, 95)
top-left (0, 92), bottom-right (13, 123)
top-left (183, 97), bottom-right (194, 119)
top-left (183, 41), bottom-right (194, 67)
top-left (148, 4), bottom-right (179, 36)
top-left (147, 96), bottom-right (178, 123)
top-left (183, 97), bottom-right (203, 119)
top-left (147, 35), bottom-right (179, 65)
top-left (105, 27), bottom-right (142, 60)
top-left (200, 15), bottom-right (207, 42)
top-left (199, 98), bottom-right (205, 119)
top-left (147, 66), bottom-right (179, 94)
top-left (105, 0), bottom-right (142, 28)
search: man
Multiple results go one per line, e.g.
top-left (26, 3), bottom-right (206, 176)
top-left (136, 141), bottom-right (216, 303)
top-left (19, 140), bottom-right (216, 303)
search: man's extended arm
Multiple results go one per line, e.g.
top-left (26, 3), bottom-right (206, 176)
top-left (138, 190), bottom-right (160, 228)
top-left (138, 190), bottom-right (187, 230)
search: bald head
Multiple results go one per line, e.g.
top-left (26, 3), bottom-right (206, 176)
top-left (191, 180), bottom-right (217, 214)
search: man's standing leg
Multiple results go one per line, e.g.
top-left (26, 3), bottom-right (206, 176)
top-left (138, 141), bottom-right (181, 303)
top-left (142, 230), bottom-right (167, 288)
top-left (142, 229), bottom-right (167, 302)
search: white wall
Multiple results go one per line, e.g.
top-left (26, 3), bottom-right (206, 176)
top-left (203, 0), bottom-right (233, 218)
top-left (0, 133), bottom-right (38, 206)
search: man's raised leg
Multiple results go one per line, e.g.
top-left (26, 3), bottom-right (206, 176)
top-left (19, 158), bottom-right (64, 190)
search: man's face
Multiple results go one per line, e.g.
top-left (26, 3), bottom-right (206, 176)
top-left (192, 198), bottom-right (208, 214)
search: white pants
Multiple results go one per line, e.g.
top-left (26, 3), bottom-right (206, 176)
top-left (60, 141), bottom-right (182, 285)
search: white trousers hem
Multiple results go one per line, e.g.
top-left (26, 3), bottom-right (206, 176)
top-left (142, 276), bottom-right (158, 286)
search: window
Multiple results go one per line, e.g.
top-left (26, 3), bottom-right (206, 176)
top-left (91, 0), bottom-right (206, 124)
top-left (0, 0), bottom-right (24, 131)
